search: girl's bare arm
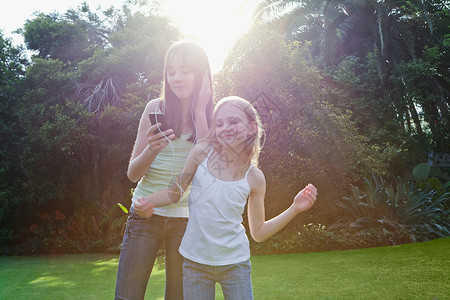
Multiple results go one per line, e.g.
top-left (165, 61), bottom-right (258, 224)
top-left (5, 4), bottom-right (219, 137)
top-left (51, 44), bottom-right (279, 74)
top-left (127, 99), bottom-right (175, 182)
top-left (247, 168), bottom-right (317, 242)
top-left (133, 143), bottom-right (210, 217)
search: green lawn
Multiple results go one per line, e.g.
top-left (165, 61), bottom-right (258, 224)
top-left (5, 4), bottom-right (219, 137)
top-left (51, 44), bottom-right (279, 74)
top-left (1, 238), bottom-right (449, 299)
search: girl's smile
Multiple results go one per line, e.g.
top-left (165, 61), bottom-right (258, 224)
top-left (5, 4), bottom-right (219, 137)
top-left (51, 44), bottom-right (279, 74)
top-left (221, 132), bottom-right (234, 140)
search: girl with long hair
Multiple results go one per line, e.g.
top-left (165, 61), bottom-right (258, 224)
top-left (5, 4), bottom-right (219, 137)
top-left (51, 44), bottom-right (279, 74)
top-left (115, 41), bottom-right (215, 300)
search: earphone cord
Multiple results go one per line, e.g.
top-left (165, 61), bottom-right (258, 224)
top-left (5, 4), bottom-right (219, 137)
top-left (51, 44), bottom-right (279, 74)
top-left (154, 110), bottom-right (184, 196)
top-left (179, 91), bottom-right (199, 206)
top-left (155, 92), bottom-right (199, 207)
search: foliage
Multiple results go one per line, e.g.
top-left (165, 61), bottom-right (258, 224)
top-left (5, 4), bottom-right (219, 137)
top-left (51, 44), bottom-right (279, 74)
top-left (1, 0), bottom-right (449, 255)
top-left (250, 171), bottom-right (449, 255)
top-left (389, 46), bottom-right (449, 152)
top-left (250, 224), bottom-right (413, 255)
top-left (216, 28), bottom-right (400, 223)
top-left (255, 0), bottom-right (450, 74)
top-left (21, 3), bottom-right (111, 63)
top-left (75, 11), bottom-right (178, 113)
top-left (413, 162), bottom-right (442, 189)
top-left (327, 55), bottom-right (402, 144)
top-left (253, 0), bottom-right (450, 163)
top-left (117, 202), bottom-right (129, 214)
top-left (4, 203), bottom-right (129, 255)
top-left (326, 52), bottom-right (444, 175)
top-left (0, 33), bottom-right (28, 246)
top-left (333, 174), bottom-right (450, 242)
top-left (0, 3), bottom-right (180, 252)
top-left (412, 162), bottom-right (450, 213)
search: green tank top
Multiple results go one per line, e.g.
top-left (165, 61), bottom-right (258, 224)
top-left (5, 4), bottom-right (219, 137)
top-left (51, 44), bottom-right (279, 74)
top-left (132, 134), bottom-right (192, 217)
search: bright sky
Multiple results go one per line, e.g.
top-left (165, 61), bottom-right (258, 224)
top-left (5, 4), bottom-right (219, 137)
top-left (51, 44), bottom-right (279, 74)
top-left (0, 0), bottom-right (260, 73)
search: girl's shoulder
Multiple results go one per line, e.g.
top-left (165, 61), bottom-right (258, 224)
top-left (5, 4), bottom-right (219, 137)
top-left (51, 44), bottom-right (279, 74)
top-left (145, 98), bottom-right (163, 113)
top-left (247, 166), bottom-right (265, 190)
top-left (190, 142), bottom-right (214, 165)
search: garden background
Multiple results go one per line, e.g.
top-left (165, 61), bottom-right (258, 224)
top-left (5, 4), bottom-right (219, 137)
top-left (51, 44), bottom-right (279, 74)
top-left (0, 0), bottom-right (449, 257)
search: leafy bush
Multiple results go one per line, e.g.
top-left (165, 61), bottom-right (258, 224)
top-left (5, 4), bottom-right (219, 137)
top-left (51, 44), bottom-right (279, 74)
top-left (413, 162), bottom-right (450, 199)
top-left (333, 174), bottom-right (450, 242)
top-left (1, 6), bottom-right (178, 253)
top-left (249, 173), bottom-right (449, 256)
top-left (250, 223), bottom-right (413, 255)
top-left (3, 204), bottom-right (128, 255)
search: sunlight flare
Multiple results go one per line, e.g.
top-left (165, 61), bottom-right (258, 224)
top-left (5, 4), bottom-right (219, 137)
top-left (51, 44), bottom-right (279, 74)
top-left (161, 0), bottom-right (259, 73)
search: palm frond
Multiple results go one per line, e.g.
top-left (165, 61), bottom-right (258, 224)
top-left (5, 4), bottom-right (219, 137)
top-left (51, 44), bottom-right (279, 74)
top-left (254, 0), bottom-right (304, 23)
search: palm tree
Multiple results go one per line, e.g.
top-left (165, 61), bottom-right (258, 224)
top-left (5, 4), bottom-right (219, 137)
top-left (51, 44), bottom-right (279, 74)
top-left (254, 0), bottom-right (449, 149)
top-left (254, 0), bottom-right (416, 84)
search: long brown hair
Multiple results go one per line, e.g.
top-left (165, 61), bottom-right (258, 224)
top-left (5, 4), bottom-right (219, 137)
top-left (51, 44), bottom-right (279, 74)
top-left (206, 96), bottom-right (264, 167)
top-left (160, 41), bottom-right (214, 141)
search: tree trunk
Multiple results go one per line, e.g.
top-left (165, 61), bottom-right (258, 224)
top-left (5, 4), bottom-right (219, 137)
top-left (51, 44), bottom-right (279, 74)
top-left (407, 98), bottom-right (423, 135)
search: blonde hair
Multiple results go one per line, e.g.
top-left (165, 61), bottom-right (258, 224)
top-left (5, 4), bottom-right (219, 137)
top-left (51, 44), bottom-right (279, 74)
top-left (207, 96), bottom-right (264, 167)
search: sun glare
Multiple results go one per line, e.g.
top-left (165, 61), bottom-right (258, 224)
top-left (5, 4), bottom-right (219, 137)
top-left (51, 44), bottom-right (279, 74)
top-left (161, 0), bottom-right (259, 74)
top-left (1, 0), bottom-right (259, 74)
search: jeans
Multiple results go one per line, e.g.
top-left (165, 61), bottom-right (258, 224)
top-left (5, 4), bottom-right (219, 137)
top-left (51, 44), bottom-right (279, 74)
top-left (115, 208), bottom-right (188, 300)
top-left (183, 258), bottom-right (253, 300)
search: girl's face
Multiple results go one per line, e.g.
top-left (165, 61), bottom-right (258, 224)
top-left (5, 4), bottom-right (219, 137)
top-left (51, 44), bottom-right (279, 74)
top-left (166, 55), bottom-right (197, 102)
top-left (215, 104), bottom-right (255, 151)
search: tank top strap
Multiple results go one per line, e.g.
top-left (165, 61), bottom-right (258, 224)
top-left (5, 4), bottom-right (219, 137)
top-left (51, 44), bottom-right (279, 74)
top-left (205, 148), bottom-right (214, 162)
top-left (244, 164), bottom-right (255, 180)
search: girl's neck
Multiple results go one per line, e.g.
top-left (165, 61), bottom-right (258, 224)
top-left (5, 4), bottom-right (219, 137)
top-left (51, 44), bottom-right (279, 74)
top-left (179, 99), bottom-right (194, 134)
top-left (208, 148), bottom-right (250, 181)
top-left (179, 96), bottom-right (193, 112)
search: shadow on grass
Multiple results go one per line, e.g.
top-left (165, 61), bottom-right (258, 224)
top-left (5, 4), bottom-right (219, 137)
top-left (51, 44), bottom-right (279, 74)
top-left (0, 254), bottom-right (165, 300)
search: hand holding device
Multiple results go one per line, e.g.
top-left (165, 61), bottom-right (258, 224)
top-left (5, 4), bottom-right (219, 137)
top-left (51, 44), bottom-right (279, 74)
top-left (147, 111), bottom-right (174, 154)
top-left (149, 112), bottom-right (168, 132)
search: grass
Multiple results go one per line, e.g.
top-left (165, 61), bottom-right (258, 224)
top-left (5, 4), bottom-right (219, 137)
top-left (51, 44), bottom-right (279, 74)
top-left (0, 238), bottom-right (448, 299)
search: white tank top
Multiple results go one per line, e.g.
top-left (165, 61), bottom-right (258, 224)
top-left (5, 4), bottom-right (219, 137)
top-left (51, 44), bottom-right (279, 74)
top-left (179, 150), bottom-right (254, 266)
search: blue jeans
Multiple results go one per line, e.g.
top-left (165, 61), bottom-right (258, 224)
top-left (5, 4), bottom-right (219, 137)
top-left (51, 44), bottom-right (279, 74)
top-left (115, 208), bottom-right (188, 300)
top-left (182, 258), bottom-right (253, 300)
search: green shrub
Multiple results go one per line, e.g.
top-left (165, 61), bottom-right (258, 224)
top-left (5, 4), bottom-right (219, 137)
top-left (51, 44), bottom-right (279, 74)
top-left (333, 174), bottom-right (449, 242)
top-left (249, 223), bottom-right (414, 255)
top-left (5, 204), bottom-right (127, 255)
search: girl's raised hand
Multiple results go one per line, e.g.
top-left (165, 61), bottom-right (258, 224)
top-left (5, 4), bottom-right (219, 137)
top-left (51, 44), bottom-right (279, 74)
top-left (197, 71), bottom-right (212, 109)
top-left (134, 196), bottom-right (155, 218)
top-left (293, 184), bottom-right (317, 214)
top-left (147, 124), bottom-right (175, 154)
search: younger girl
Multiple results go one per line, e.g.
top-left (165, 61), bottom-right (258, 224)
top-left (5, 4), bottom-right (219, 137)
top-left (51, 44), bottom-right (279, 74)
top-left (134, 96), bottom-right (317, 300)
